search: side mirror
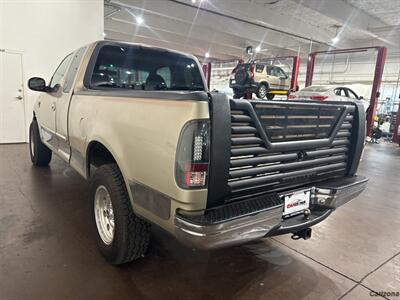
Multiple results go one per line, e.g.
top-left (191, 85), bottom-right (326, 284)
top-left (359, 96), bottom-right (364, 100)
top-left (28, 77), bottom-right (47, 92)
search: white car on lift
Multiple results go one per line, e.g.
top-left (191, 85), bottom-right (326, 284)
top-left (291, 85), bottom-right (369, 111)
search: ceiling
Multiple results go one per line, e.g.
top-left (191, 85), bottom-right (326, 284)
top-left (104, 0), bottom-right (400, 61)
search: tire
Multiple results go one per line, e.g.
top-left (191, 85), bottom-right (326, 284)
top-left (29, 119), bottom-right (52, 166)
top-left (256, 83), bottom-right (268, 99)
top-left (266, 93), bottom-right (275, 100)
top-left (90, 163), bottom-right (151, 265)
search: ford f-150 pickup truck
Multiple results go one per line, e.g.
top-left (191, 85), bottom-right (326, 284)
top-left (28, 41), bottom-right (368, 265)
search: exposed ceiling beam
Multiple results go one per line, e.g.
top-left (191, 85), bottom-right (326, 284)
top-left (109, 0), bottom-right (334, 49)
top-left (293, 0), bottom-right (399, 47)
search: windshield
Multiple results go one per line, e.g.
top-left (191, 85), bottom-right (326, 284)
top-left (301, 86), bottom-right (332, 92)
top-left (89, 45), bottom-right (205, 91)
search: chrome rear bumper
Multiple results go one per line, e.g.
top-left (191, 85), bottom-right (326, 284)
top-left (174, 175), bottom-right (367, 250)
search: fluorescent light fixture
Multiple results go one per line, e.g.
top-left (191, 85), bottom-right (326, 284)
top-left (331, 36), bottom-right (339, 44)
top-left (136, 16), bottom-right (144, 25)
top-left (205, 52), bottom-right (210, 58)
top-left (255, 46), bottom-right (261, 53)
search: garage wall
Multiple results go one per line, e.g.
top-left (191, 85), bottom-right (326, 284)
top-left (0, 0), bottom-right (104, 142)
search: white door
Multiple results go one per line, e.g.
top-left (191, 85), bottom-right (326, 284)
top-left (0, 51), bottom-right (26, 143)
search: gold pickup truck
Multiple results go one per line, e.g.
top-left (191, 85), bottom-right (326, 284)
top-left (28, 41), bottom-right (368, 265)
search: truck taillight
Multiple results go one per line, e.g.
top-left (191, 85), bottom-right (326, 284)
top-left (249, 64), bottom-right (255, 80)
top-left (176, 120), bottom-right (210, 189)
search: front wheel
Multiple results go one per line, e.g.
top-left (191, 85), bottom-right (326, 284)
top-left (256, 84), bottom-right (268, 99)
top-left (29, 120), bottom-right (52, 166)
top-left (90, 164), bottom-right (151, 265)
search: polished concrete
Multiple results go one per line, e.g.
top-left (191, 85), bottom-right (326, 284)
top-left (0, 143), bottom-right (399, 300)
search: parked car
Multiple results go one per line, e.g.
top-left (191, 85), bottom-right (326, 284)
top-left (28, 41), bottom-right (367, 265)
top-left (229, 62), bottom-right (290, 100)
top-left (291, 85), bottom-right (363, 101)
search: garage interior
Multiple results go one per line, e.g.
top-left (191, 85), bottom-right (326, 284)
top-left (1, 0), bottom-right (400, 299)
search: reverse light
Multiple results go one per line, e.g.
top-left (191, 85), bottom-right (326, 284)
top-left (176, 120), bottom-right (210, 189)
top-left (310, 95), bottom-right (328, 101)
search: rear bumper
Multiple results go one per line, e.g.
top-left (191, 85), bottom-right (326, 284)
top-left (229, 82), bottom-right (258, 91)
top-left (174, 175), bottom-right (367, 250)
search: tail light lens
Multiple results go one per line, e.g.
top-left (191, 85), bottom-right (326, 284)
top-left (310, 95), bottom-right (328, 101)
top-left (176, 120), bottom-right (210, 189)
top-left (249, 64), bottom-right (255, 80)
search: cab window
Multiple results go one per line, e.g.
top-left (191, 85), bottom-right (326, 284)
top-left (89, 45), bottom-right (205, 91)
top-left (49, 53), bottom-right (73, 88)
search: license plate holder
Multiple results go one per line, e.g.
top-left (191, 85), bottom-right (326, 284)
top-left (282, 190), bottom-right (310, 217)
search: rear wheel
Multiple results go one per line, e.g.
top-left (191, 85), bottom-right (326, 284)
top-left (90, 163), bottom-right (151, 265)
top-left (29, 119), bottom-right (52, 166)
top-left (266, 93), bottom-right (275, 100)
top-left (256, 83), bottom-right (268, 99)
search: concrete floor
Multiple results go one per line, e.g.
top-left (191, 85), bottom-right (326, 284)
top-left (0, 143), bottom-right (399, 300)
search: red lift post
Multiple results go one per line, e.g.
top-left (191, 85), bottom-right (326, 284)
top-left (202, 62), bottom-right (212, 90)
top-left (305, 47), bottom-right (387, 136)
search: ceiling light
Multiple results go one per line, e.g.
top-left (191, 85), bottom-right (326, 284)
top-left (205, 52), bottom-right (210, 58)
top-left (331, 36), bottom-right (339, 44)
top-left (255, 46), bottom-right (261, 53)
top-left (136, 16), bottom-right (144, 25)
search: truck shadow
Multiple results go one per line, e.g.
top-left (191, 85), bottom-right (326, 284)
top-left (23, 150), bottom-right (347, 300)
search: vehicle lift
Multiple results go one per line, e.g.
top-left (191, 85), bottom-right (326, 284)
top-left (305, 47), bottom-right (387, 137)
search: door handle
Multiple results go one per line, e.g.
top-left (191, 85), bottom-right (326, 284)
top-left (51, 103), bottom-right (56, 111)
top-left (16, 95), bottom-right (23, 100)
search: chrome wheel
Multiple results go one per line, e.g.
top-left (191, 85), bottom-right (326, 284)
top-left (258, 85), bottom-right (267, 98)
top-left (94, 185), bottom-right (115, 245)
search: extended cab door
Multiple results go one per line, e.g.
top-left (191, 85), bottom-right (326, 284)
top-left (38, 54), bottom-right (73, 150)
top-left (55, 47), bottom-right (87, 161)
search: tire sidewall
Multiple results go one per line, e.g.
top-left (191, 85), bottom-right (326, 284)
top-left (90, 168), bottom-right (128, 263)
top-left (29, 121), bottom-right (38, 164)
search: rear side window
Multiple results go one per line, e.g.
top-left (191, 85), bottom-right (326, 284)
top-left (88, 45), bottom-right (205, 91)
top-left (255, 64), bottom-right (264, 73)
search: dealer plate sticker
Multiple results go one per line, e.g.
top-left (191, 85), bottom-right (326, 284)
top-left (283, 190), bottom-right (310, 217)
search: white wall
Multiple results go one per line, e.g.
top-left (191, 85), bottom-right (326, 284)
top-left (0, 0), bottom-right (104, 141)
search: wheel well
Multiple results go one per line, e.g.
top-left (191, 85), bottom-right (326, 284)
top-left (259, 81), bottom-right (269, 89)
top-left (86, 141), bottom-right (116, 177)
